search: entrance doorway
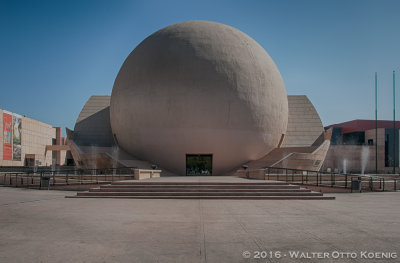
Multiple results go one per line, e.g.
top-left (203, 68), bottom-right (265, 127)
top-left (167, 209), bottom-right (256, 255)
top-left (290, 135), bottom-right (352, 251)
top-left (25, 154), bottom-right (35, 167)
top-left (186, 154), bottom-right (212, 176)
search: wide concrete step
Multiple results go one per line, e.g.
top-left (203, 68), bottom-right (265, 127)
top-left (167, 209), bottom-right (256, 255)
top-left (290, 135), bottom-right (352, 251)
top-left (77, 191), bottom-right (323, 197)
top-left (67, 195), bottom-right (335, 200)
top-left (68, 180), bottom-right (334, 200)
top-left (90, 188), bottom-right (311, 193)
top-left (110, 181), bottom-right (289, 185)
top-left (100, 184), bottom-right (301, 189)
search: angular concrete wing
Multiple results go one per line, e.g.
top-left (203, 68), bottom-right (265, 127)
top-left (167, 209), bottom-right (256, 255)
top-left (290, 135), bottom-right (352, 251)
top-left (282, 95), bottom-right (324, 147)
top-left (73, 96), bottom-right (114, 147)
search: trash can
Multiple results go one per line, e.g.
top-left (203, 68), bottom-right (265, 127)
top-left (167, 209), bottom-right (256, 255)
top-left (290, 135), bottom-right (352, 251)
top-left (351, 177), bottom-right (362, 192)
top-left (40, 176), bottom-right (50, 189)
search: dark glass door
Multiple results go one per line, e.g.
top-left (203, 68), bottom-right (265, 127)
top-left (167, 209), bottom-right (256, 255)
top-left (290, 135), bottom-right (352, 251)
top-left (186, 154), bottom-right (212, 176)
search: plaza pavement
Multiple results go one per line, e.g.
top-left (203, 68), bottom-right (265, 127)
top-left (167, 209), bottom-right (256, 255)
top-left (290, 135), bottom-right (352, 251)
top-left (0, 178), bottom-right (399, 263)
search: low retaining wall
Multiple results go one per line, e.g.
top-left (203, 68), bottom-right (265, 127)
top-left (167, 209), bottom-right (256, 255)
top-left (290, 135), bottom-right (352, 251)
top-left (235, 169), bottom-right (266, 180)
top-left (134, 169), bottom-right (162, 180)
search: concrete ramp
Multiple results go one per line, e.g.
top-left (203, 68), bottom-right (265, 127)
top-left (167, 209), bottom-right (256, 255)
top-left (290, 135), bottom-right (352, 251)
top-left (240, 128), bottom-right (332, 172)
top-left (245, 146), bottom-right (316, 169)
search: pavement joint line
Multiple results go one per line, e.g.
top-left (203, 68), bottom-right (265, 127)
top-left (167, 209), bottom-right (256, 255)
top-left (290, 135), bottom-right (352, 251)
top-left (250, 200), bottom-right (359, 263)
top-left (198, 199), bottom-right (207, 263)
top-left (227, 204), bottom-right (275, 263)
top-left (295, 226), bottom-right (361, 263)
top-left (1, 196), bottom-right (66, 206)
top-left (262, 204), bottom-right (362, 263)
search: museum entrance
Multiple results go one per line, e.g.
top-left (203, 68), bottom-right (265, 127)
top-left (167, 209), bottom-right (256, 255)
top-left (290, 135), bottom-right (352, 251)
top-left (186, 154), bottom-right (212, 176)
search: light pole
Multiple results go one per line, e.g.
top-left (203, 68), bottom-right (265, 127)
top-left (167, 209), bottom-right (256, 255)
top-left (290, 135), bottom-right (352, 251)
top-left (375, 72), bottom-right (378, 175)
top-left (393, 70), bottom-right (396, 174)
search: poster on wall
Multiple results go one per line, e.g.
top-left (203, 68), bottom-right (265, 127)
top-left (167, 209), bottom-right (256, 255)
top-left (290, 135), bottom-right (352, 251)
top-left (2, 112), bottom-right (13, 160)
top-left (12, 114), bottom-right (22, 161)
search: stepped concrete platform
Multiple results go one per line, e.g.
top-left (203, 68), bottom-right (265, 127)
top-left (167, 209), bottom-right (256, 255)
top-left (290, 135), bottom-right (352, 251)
top-left (67, 176), bottom-right (335, 200)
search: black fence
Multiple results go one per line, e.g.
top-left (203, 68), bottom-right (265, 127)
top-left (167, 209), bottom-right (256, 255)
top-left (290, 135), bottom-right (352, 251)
top-left (0, 167), bottom-right (137, 189)
top-left (263, 166), bottom-right (399, 192)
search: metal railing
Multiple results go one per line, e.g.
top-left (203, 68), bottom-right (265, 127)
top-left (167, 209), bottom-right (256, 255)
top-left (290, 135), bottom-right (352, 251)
top-left (263, 166), bottom-right (399, 192)
top-left (0, 167), bottom-right (137, 189)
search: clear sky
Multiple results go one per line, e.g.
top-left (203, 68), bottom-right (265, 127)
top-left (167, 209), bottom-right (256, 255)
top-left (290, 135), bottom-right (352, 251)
top-left (1, 0), bottom-right (399, 135)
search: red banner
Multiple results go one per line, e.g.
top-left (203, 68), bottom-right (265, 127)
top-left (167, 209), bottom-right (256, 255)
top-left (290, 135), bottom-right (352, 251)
top-left (3, 112), bottom-right (12, 160)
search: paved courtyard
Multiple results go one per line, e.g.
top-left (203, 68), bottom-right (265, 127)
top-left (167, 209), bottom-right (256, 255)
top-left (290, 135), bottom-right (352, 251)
top-left (0, 183), bottom-right (399, 263)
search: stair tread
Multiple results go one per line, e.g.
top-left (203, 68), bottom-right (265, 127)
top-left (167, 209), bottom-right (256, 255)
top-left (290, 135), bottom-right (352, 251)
top-left (90, 189), bottom-right (310, 192)
top-left (77, 192), bottom-right (324, 196)
top-left (110, 182), bottom-right (289, 185)
top-left (70, 196), bottom-right (331, 200)
top-left (101, 185), bottom-right (300, 188)
top-left (69, 180), bottom-right (333, 200)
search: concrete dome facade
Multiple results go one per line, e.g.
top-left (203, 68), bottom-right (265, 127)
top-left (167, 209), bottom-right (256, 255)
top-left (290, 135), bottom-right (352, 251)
top-left (110, 21), bottom-right (288, 175)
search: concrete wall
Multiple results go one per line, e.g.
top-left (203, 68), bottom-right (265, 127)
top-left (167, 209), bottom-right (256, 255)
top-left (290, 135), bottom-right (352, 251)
top-left (322, 145), bottom-right (376, 173)
top-left (365, 128), bottom-right (386, 172)
top-left (73, 96), bottom-right (114, 147)
top-left (0, 109), bottom-right (56, 166)
top-left (282, 95), bottom-right (324, 147)
top-left (281, 95), bottom-right (324, 147)
top-left (322, 128), bottom-right (394, 173)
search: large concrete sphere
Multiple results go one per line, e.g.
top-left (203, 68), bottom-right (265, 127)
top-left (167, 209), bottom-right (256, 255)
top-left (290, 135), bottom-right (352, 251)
top-left (110, 21), bottom-right (288, 175)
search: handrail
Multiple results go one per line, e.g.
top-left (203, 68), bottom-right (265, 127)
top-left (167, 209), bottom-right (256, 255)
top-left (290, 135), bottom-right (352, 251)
top-left (263, 165), bottom-right (398, 178)
top-left (268, 153), bottom-right (295, 167)
top-left (0, 166), bottom-right (140, 189)
top-left (263, 166), bottom-right (399, 192)
top-left (0, 166), bottom-right (138, 174)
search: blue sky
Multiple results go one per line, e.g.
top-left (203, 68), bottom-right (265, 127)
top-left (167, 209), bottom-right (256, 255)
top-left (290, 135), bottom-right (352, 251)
top-left (1, 0), bottom-right (399, 135)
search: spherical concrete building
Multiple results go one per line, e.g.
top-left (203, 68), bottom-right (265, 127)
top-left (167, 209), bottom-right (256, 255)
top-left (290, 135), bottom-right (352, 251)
top-left (110, 21), bottom-right (288, 176)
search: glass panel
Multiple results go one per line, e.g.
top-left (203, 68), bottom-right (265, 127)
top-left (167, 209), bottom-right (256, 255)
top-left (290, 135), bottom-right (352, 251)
top-left (186, 154), bottom-right (212, 176)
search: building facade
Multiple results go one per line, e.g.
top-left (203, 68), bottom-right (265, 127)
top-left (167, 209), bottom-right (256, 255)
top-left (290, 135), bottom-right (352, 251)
top-left (65, 21), bottom-right (332, 176)
top-left (0, 108), bottom-right (67, 167)
top-left (323, 120), bottom-right (400, 174)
